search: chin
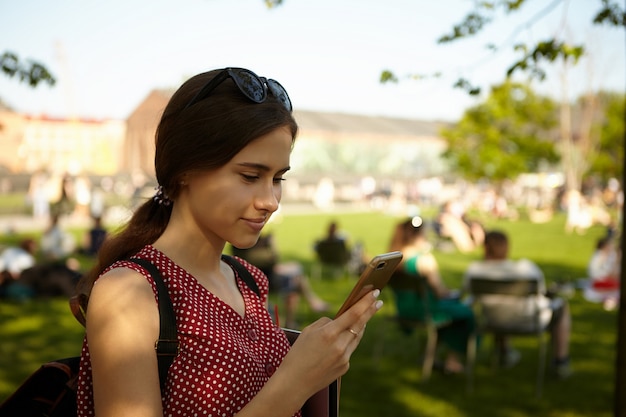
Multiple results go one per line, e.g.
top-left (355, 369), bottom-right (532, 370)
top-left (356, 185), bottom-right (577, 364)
top-left (230, 236), bottom-right (260, 250)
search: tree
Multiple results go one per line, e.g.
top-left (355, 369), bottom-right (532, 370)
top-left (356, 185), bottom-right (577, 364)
top-left (588, 91), bottom-right (625, 181)
top-left (422, 3), bottom-right (625, 414)
top-left (1, 51), bottom-right (55, 87)
top-left (440, 80), bottom-right (559, 182)
top-left (381, 0), bottom-right (625, 96)
top-left (378, 1), bottom-right (625, 192)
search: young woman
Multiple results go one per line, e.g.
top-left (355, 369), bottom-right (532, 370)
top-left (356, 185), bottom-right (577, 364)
top-left (388, 217), bottom-right (474, 374)
top-left (74, 68), bottom-right (383, 417)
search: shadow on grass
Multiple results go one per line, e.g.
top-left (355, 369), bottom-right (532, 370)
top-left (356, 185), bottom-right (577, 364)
top-left (333, 290), bottom-right (616, 417)
top-left (0, 298), bottom-right (85, 400)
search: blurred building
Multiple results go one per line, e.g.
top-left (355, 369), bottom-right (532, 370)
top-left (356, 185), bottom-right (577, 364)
top-left (122, 89), bottom-right (173, 175)
top-left (123, 90), bottom-right (449, 179)
top-left (0, 109), bottom-right (125, 176)
top-left (0, 91), bottom-right (450, 206)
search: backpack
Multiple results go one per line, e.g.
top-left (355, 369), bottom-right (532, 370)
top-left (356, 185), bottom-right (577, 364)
top-left (0, 255), bottom-right (337, 417)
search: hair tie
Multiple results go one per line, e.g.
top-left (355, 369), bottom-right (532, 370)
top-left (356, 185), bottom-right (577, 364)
top-left (153, 185), bottom-right (172, 206)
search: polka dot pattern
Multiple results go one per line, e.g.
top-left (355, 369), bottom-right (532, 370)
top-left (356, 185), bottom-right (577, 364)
top-left (76, 245), bottom-right (301, 417)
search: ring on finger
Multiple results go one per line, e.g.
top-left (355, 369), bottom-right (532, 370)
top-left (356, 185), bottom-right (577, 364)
top-left (348, 328), bottom-right (359, 337)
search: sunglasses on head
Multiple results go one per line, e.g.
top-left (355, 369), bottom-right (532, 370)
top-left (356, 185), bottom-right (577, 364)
top-left (183, 67), bottom-right (292, 112)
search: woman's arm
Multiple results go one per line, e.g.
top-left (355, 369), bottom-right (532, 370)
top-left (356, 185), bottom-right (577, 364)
top-left (418, 253), bottom-right (452, 299)
top-left (235, 289), bottom-right (383, 417)
top-left (86, 267), bottom-right (162, 417)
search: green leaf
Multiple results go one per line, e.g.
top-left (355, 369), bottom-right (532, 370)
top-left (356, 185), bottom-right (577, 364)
top-left (380, 70), bottom-right (398, 84)
top-left (1, 51), bottom-right (55, 88)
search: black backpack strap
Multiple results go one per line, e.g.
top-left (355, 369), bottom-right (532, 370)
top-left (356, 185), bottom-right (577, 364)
top-left (128, 258), bottom-right (178, 393)
top-left (125, 255), bottom-right (256, 393)
top-left (221, 254), bottom-right (260, 297)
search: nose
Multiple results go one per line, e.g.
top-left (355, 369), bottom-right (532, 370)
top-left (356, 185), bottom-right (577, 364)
top-left (255, 182), bottom-right (280, 213)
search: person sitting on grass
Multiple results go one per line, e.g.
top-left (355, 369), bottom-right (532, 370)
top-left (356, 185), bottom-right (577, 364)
top-left (78, 215), bottom-right (108, 257)
top-left (0, 238), bottom-right (37, 299)
top-left (0, 238), bottom-right (80, 300)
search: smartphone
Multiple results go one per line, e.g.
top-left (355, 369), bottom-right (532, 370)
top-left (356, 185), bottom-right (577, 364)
top-left (335, 251), bottom-right (403, 317)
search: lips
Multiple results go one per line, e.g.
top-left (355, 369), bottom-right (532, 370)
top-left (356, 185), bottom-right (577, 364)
top-left (243, 217), bottom-right (266, 232)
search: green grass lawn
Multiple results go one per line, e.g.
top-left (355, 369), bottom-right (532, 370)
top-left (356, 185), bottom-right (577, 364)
top-left (0, 208), bottom-right (617, 416)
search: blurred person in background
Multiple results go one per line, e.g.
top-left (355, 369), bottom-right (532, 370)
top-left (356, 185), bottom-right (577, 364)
top-left (0, 238), bottom-right (79, 299)
top-left (78, 215), bottom-right (108, 257)
top-left (434, 200), bottom-right (485, 253)
top-left (586, 234), bottom-right (621, 310)
top-left (464, 230), bottom-right (572, 377)
top-left (389, 216), bottom-right (475, 374)
top-left (40, 213), bottom-right (76, 261)
top-left (232, 233), bottom-right (329, 329)
top-left (0, 238), bottom-right (37, 298)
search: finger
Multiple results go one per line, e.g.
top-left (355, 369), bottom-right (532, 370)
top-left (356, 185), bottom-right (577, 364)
top-left (341, 310), bottom-right (382, 351)
top-left (347, 324), bottom-right (367, 342)
top-left (347, 328), bottom-right (360, 338)
top-left (335, 289), bottom-right (383, 332)
top-left (305, 316), bottom-right (332, 330)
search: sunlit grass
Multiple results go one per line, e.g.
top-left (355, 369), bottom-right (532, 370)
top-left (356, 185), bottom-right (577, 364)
top-left (0, 208), bottom-right (617, 416)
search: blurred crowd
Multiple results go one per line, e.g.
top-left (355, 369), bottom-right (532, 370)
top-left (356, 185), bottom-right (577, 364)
top-left (0, 210), bottom-right (107, 301)
top-left (0, 170), bottom-right (622, 327)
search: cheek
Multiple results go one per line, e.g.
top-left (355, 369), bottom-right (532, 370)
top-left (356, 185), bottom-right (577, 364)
top-left (229, 186), bottom-right (255, 208)
top-left (188, 179), bottom-right (241, 214)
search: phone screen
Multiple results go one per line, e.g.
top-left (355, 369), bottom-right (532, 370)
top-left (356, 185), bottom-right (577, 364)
top-left (335, 251), bottom-right (403, 317)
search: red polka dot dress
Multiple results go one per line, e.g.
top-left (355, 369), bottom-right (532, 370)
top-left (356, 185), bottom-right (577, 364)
top-left (76, 245), bottom-right (301, 417)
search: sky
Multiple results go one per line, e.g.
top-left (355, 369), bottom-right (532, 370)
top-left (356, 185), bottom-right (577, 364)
top-left (1, 0), bottom-right (624, 122)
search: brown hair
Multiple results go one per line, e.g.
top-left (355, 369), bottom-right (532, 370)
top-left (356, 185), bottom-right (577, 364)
top-left (76, 69), bottom-right (298, 298)
top-left (388, 217), bottom-right (425, 252)
top-left (483, 230), bottom-right (509, 260)
top-left (327, 221), bottom-right (338, 238)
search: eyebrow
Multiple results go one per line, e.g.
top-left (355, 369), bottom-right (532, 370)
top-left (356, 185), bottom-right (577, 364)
top-left (237, 162), bottom-right (291, 174)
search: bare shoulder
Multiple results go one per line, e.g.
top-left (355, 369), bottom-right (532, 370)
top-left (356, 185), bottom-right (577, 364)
top-left (86, 266), bottom-right (163, 415)
top-left (87, 266), bottom-right (158, 329)
top-left (90, 266), bottom-right (155, 301)
top-left (418, 252), bottom-right (438, 272)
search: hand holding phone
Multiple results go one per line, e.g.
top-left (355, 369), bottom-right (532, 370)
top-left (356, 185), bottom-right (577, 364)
top-left (335, 251), bottom-right (403, 317)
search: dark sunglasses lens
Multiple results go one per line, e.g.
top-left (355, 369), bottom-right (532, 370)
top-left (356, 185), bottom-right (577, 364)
top-left (231, 69), bottom-right (265, 102)
top-left (267, 79), bottom-right (292, 112)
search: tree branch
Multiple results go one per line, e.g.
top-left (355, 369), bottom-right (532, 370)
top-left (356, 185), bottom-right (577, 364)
top-left (1, 51), bottom-right (56, 88)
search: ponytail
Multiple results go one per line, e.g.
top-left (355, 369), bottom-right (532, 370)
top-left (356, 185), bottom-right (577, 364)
top-left (75, 197), bottom-right (172, 299)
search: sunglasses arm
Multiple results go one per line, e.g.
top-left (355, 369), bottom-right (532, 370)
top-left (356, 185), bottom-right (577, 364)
top-left (183, 70), bottom-right (230, 110)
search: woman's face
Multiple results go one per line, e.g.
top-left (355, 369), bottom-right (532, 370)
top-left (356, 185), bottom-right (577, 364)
top-left (180, 126), bottom-right (293, 249)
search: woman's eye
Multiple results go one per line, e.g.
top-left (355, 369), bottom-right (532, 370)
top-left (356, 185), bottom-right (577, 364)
top-left (241, 173), bottom-right (286, 183)
top-left (241, 174), bottom-right (259, 182)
